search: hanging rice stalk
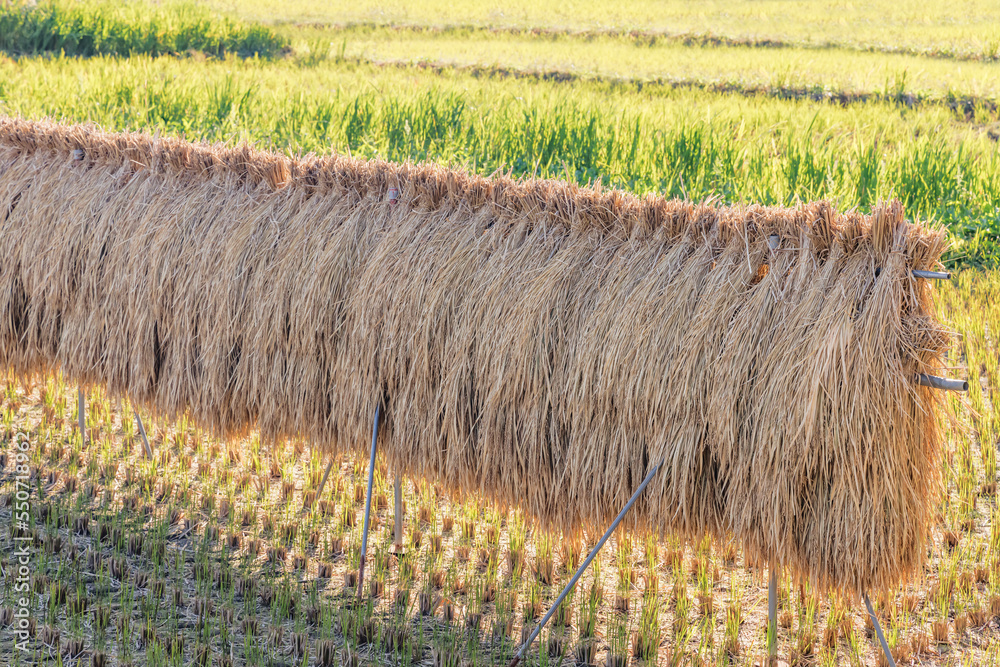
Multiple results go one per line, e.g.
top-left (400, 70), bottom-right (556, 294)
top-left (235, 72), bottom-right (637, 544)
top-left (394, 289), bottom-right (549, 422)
top-left (0, 116), bottom-right (952, 593)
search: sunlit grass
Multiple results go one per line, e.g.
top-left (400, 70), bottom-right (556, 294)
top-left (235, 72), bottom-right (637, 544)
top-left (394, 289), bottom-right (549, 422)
top-left (206, 0), bottom-right (1000, 60)
top-left (0, 0), bottom-right (286, 58)
top-left (291, 25), bottom-right (1000, 101)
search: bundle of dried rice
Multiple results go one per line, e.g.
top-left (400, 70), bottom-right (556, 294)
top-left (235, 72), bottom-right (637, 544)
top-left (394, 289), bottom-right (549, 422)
top-left (0, 116), bottom-right (950, 593)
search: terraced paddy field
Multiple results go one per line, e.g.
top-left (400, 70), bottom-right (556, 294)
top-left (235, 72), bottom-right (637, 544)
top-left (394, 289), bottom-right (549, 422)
top-left (0, 1), bottom-right (998, 665)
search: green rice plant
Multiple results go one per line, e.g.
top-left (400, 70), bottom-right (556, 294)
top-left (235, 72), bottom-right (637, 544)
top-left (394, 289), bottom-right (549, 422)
top-left (632, 574), bottom-right (660, 661)
top-left (606, 611), bottom-right (631, 667)
top-left (484, 507), bottom-right (502, 549)
top-left (933, 574), bottom-right (953, 644)
top-left (534, 531), bottom-right (554, 586)
top-left (672, 564), bottom-right (690, 639)
top-left (696, 609), bottom-right (715, 659)
top-left (0, 404), bottom-right (13, 440)
top-left (616, 534), bottom-right (634, 596)
top-left (695, 549), bottom-right (713, 618)
top-left (791, 588), bottom-right (819, 663)
top-left (665, 620), bottom-right (691, 667)
top-left (578, 557), bottom-right (602, 640)
top-left (551, 581), bottom-right (573, 630)
top-left (722, 572), bottom-right (744, 659)
top-left (0, 0), bottom-right (287, 58)
top-left (523, 581), bottom-right (542, 626)
top-left (507, 511), bottom-right (526, 579)
top-left (492, 584), bottom-right (516, 641)
top-left (817, 645), bottom-right (838, 667)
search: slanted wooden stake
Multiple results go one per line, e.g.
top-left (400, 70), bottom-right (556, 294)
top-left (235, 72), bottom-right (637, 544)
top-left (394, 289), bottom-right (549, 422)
top-left (134, 410), bottom-right (153, 459)
top-left (864, 593), bottom-right (896, 667)
top-left (508, 459), bottom-right (663, 667)
top-left (313, 459), bottom-right (336, 510)
top-left (357, 404), bottom-right (381, 598)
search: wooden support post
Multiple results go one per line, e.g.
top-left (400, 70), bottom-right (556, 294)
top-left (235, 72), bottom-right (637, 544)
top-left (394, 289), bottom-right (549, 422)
top-left (393, 473), bottom-right (403, 549)
top-left (77, 388), bottom-right (86, 444)
top-left (767, 563), bottom-right (778, 664)
top-left (357, 404), bottom-right (381, 598)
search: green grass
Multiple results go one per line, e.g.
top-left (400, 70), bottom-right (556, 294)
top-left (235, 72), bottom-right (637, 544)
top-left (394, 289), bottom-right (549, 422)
top-left (2, 53), bottom-right (998, 266)
top-left (0, 0), bottom-right (287, 58)
top-left (296, 25), bottom-right (1000, 102)
top-left (206, 0), bottom-right (1000, 60)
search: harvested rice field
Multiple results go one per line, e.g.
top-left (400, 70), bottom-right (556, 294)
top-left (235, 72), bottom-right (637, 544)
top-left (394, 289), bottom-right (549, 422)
top-left (0, 271), bottom-right (997, 667)
top-left (1, 2), bottom-right (999, 666)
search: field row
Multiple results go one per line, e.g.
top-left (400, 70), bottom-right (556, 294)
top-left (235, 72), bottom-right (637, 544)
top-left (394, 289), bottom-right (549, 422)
top-left (206, 0), bottom-right (1000, 62)
top-left (6, 2), bottom-right (1000, 103)
top-left (288, 25), bottom-right (1000, 101)
top-left (5, 1), bottom-right (1000, 101)
top-left (302, 53), bottom-right (1000, 121)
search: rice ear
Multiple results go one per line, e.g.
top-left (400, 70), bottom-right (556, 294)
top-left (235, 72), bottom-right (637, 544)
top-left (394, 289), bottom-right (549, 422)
top-left (0, 115), bottom-right (950, 595)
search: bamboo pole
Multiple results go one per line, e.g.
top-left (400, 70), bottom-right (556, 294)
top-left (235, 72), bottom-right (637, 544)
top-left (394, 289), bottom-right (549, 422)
top-left (77, 387), bottom-right (86, 443)
top-left (917, 374), bottom-right (969, 392)
top-left (864, 593), bottom-right (896, 667)
top-left (357, 404), bottom-right (381, 598)
top-left (508, 459), bottom-right (663, 667)
top-left (874, 268), bottom-right (951, 280)
top-left (393, 473), bottom-right (403, 549)
top-left (767, 565), bottom-right (778, 663)
top-left (912, 269), bottom-right (950, 280)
